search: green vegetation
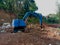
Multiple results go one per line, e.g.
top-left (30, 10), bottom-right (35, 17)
top-left (0, 0), bottom-right (60, 24)
top-left (43, 2), bottom-right (60, 24)
top-left (27, 17), bottom-right (39, 24)
top-left (43, 14), bottom-right (60, 24)
top-left (0, 0), bottom-right (38, 19)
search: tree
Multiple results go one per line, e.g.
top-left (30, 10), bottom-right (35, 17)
top-left (0, 0), bottom-right (5, 9)
top-left (0, 0), bottom-right (38, 19)
top-left (56, 2), bottom-right (60, 23)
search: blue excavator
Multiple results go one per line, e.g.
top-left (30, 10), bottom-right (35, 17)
top-left (12, 0), bottom-right (43, 33)
top-left (12, 12), bottom-right (42, 33)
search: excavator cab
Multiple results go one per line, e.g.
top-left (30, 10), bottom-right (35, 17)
top-left (12, 19), bottom-right (26, 33)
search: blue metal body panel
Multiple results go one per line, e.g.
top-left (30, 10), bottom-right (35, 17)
top-left (19, 19), bottom-right (26, 26)
top-left (12, 19), bottom-right (26, 27)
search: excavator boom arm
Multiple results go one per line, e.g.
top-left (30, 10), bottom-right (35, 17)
top-left (23, 12), bottom-right (42, 26)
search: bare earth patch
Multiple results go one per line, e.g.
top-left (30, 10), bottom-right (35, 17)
top-left (0, 24), bottom-right (60, 45)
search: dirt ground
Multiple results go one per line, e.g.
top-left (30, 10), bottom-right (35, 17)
top-left (0, 24), bottom-right (60, 45)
